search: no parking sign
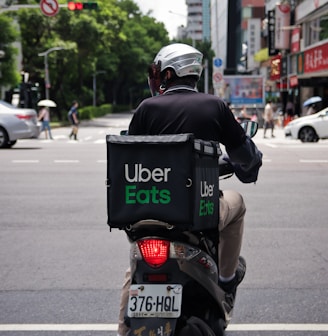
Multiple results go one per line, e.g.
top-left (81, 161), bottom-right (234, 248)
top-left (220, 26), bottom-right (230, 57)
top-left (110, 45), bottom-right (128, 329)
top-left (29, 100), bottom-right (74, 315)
top-left (40, 0), bottom-right (59, 17)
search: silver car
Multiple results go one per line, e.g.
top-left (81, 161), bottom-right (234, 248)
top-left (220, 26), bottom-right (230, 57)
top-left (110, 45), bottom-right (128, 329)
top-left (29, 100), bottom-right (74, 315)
top-left (0, 101), bottom-right (41, 148)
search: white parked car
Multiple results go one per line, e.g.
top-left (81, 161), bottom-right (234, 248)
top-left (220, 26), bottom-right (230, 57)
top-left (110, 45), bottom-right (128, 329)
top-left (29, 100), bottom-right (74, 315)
top-left (284, 107), bottom-right (328, 142)
top-left (0, 100), bottom-right (41, 148)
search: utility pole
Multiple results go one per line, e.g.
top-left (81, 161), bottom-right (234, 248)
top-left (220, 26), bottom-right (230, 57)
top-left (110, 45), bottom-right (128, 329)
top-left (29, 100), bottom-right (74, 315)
top-left (38, 47), bottom-right (64, 100)
top-left (92, 71), bottom-right (106, 106)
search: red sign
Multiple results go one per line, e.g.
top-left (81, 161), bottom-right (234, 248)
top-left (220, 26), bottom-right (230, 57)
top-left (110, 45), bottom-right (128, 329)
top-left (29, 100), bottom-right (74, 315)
top-left (276, 80), bottom-right (287, 90)
top-left (40, 0), bottom-right (59, 17)
top-left (289, 75), bottom-right (298, 87)
top-left (291, 28), bottom-right (301, 53)
top-left (270, 54), bottom-right (282, 81)
top-left (304, 42), bottom-right (328, 73)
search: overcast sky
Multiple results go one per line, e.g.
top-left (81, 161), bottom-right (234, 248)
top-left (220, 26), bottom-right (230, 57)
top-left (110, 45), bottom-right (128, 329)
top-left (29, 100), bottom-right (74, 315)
top-left (134, 0), bottom-right (187, 39)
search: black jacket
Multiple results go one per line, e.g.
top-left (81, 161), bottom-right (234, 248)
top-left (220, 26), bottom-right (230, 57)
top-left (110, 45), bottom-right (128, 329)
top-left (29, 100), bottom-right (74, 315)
top-left (129, 86), bottom-right (262, 183)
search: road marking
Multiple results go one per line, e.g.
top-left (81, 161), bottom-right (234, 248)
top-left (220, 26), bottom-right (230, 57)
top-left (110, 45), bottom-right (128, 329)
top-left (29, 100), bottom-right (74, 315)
top-left (228, 324), bottom-right (328, 331)
top-left (94, 139), bottom-right (106, 144)
top-left (54, 160), bottom-right (80, 163)
top-left (97, 160), bottom-right (107, 163)
top-left (300, 159), bottom-right (328, 163)
top-left (12, 160), bottom-right (39, 163)
top-left (264, 143), bottom-right (278, 148)
top-left (0, 324), bottom-right (116, 331)
top-left (1, 323), bottom-right (328, 332)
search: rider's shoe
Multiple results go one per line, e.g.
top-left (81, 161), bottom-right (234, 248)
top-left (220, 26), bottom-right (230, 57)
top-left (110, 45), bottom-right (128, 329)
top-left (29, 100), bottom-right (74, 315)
top-left (219, 256), bottom-right (246, 308)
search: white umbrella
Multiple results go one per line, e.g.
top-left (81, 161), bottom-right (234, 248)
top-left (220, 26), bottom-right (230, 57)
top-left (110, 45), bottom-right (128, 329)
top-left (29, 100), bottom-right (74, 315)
top-left (303, 96), bottom-right (322, 107)
top-left (37, 99), bottom-right (57, 107)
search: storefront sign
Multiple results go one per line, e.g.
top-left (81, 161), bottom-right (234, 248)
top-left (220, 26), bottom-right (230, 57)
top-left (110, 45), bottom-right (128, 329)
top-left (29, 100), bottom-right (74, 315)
top-left (291, 27), bottom-right (301, 53)
top-left (289, 75), bottom-right (298, 87)
top-left (268, 10), bottom-right (279, 56)
top-left (304, 42), bottom-right (328, 73)
top-left (275, 3), bottom-right (291, 50)
top-left (247, 18), bottom-right (261, 69)
top-left (270, 55), bottom-right (281, 81)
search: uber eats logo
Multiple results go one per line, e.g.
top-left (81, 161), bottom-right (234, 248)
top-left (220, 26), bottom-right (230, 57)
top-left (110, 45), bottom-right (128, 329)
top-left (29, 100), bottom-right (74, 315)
top-left (199, 181), bottom-right (215, 216)
top-left (123, 163), bottom-right (215, 217)
top-left (124, 164), bottom-right (171, 204)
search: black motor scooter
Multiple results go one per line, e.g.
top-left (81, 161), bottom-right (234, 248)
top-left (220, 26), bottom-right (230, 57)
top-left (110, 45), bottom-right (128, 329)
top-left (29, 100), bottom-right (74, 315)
top-left (106, 121), bottom-right (258, 336)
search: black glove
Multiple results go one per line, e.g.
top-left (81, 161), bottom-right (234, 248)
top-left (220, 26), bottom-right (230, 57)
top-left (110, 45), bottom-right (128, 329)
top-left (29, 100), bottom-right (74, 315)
top-left (223, 154), bottom-right (262, 183)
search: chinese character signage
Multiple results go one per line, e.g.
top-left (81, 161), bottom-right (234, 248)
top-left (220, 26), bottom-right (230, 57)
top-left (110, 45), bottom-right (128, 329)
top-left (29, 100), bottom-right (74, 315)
top-left (304, 42), bottom-right (328, 73)
top-left (275, 3), bottom-right (291, 50)
top-left (247, 18), bottom-right (261, 70)
top-left (268, 10), bottom-right (279, 56)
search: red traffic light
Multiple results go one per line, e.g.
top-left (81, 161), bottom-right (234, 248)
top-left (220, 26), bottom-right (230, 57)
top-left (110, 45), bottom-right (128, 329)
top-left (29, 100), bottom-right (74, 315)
top-left (67, 2), bottom-right (98, 11)
top-left (68, 2), bottom-right (83, 10)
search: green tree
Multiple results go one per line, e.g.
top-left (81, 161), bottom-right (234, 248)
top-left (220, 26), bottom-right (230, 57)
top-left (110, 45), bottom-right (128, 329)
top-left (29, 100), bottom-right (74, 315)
top-left (110, 5), bottom-right (170, 106)
top-left (0, 15), bottom-right (20, 88)
top-left (10, 0), bottom-right (170, 111)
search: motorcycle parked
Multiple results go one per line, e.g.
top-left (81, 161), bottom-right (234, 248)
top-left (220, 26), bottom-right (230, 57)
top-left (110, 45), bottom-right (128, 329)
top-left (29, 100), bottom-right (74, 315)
top-left (107, 121), bottom-right (258, 336)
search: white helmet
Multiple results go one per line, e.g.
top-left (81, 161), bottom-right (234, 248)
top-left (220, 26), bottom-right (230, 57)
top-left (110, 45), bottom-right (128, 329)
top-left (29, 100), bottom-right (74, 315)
top-left (154, 43), bottom-right (203, 78)
top-left (148, 43), bottom-right (203, 95)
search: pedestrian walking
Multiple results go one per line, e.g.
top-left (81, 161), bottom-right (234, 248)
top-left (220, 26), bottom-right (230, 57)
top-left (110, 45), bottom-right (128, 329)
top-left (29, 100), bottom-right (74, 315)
top-left (68, 100), bottom-right (79, 140)
top-left (306, 103), bottom-right (317, 115)
top-left (263, 100), bottom-right (275, 138)
top-left (38, 106), bottom-right (53, 140)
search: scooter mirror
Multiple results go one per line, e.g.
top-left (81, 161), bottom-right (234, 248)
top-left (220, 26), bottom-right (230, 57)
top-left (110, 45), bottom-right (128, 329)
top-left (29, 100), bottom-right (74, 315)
top-left (239, 120), bottom-right (258, 138)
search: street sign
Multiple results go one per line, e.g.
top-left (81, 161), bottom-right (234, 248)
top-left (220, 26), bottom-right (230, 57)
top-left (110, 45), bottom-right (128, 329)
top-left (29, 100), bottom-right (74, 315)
top-left (213, 58), bottom-right (223, 67)
top-left (40, 0), bottom-right (59, 17)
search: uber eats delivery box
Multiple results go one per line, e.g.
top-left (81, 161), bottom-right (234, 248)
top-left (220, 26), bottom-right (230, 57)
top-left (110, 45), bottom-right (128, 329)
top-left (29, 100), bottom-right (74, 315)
top-left (106, 134), bottom-right (221, 231)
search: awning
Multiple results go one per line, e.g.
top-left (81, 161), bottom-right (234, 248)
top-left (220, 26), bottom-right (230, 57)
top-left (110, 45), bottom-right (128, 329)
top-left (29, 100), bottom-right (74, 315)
top-left (254, 48), bottom-right (269, 62)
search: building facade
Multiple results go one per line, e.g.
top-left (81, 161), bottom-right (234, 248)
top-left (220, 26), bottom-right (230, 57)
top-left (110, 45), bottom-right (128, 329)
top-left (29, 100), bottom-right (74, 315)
top-left (185, 0), bottom-right (211, 42)
top-left (264, 0), bottom-right (328, 116)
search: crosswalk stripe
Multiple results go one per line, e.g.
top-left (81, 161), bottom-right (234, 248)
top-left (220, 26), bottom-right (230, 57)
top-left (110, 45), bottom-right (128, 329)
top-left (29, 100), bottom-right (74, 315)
top-left (1, 323), bottom-right (328, 332)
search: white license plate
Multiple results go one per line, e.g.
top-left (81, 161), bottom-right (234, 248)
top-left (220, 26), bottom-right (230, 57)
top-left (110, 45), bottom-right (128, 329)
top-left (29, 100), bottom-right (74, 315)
top-left (127, 284), bottom-right (182, 318)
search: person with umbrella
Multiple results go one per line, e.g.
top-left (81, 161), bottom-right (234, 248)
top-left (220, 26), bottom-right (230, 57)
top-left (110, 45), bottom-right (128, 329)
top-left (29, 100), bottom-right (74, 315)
top-left (303, 96), bottom-right (322, 115)
top-left (306, 104), bottom-right (317, 115)
top-left (38, 104), bottom-right (53, 140)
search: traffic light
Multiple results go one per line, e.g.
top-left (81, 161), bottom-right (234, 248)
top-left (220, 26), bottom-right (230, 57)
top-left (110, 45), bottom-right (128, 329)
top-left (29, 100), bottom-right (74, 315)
top-left (67, 2), bottom-right (98, 11)
top-left (83, 2), bottom-right (98, 10)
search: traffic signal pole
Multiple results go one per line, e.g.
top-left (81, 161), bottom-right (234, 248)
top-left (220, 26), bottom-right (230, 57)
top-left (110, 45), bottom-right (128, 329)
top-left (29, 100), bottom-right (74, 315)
top-left (0, 3), bottom-right (98, 13)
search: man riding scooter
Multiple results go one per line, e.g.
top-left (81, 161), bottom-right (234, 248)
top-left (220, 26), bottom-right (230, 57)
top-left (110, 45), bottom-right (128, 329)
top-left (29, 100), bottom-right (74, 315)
top-left (117, 43), bottom-right (263, 336)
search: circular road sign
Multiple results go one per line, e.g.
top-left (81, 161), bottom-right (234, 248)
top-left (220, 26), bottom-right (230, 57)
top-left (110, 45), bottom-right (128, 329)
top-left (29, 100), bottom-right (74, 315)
top-left (213, 58), bottom-right (223, 68)
top-left (40, 0), bottom-right (59, 17)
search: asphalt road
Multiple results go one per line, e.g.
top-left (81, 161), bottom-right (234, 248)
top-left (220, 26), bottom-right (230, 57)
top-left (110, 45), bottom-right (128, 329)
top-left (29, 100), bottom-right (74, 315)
top-left (0, 114), bottom-right (327, 335)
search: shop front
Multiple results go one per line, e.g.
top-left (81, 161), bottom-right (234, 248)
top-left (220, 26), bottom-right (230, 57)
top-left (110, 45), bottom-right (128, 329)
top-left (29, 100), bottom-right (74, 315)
top-left (296, 40), bottom-right (328, 115)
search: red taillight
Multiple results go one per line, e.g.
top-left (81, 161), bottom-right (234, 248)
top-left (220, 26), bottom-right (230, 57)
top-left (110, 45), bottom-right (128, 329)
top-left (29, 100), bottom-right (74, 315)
top-left (15, 114), bottom-right (33, 120)
top-left (138, 239), bottom-right (170, 268)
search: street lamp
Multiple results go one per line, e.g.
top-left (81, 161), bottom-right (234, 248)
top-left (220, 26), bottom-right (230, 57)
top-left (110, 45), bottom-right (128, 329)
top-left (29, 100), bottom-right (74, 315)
top-left (92, 70), bottom-right (106, 106)
top-left (38, 47), bottom-right (64, 100)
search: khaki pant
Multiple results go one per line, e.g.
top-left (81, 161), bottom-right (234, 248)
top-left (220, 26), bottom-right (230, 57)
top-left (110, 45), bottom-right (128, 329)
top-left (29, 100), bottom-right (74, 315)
top-left (72, 125), bottom-right (78, 135)
top-left (117, 189), bottom-right (246, 336)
